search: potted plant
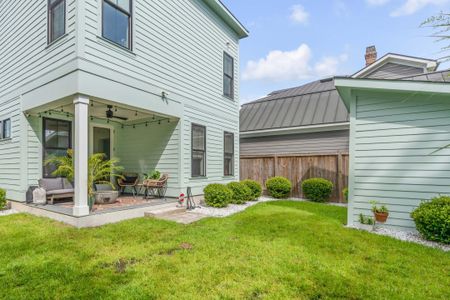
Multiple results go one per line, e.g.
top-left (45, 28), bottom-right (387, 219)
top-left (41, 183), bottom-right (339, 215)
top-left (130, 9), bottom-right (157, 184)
top-left (46, 150), bottom-right (124, 211)
top-left (144, 170), bottom-right (161, 180)
top-left (358, 213), bottom-right (375, 231)
top-left (370, 201), bottom-right (389, 223)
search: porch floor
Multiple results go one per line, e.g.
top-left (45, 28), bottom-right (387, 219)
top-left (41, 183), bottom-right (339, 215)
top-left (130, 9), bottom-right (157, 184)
top-left (26, 195), bottom-right (178, 217)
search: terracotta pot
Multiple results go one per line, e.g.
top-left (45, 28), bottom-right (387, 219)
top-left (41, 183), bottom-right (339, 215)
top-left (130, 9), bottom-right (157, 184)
top-left (374, 212), bottom-right (389, 223)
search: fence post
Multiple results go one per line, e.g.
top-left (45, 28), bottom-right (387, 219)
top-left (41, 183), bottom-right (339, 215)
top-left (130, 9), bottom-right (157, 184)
top-left (273, 155), bottom-right (278, 177)
top-left (337, 152), bottom-right (343, 202)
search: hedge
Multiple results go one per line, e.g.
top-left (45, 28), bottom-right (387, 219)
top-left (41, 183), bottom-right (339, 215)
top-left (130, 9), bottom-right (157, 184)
top-left (241, 180), bottom-right (262, 200)
top-left (203, 184), bottom-right (232, 208)
top-left (227, 182), bottom-right (253, 204)
top-left (302, 178), bottom-right (333, 202)
top-left (266, 177), bottom-right (292, 199)
top-left (411, 196), bottom-right (450, 244)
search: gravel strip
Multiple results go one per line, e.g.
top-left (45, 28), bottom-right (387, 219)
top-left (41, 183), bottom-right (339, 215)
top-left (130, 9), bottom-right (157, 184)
top-left (372, 227), bottom-right (449, 252)
top-left (0, 209), bottom-right (18, 217)
top-left (190, 197), bottom-right (277, 217)
top-left (348, 225), bottom-right (449, 252)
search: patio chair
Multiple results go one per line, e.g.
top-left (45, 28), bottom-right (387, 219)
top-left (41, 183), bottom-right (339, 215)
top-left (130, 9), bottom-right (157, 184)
top-left (117, 173), bottom-right (139, 197)
top-left (143, 174), bottom-right (169, 200)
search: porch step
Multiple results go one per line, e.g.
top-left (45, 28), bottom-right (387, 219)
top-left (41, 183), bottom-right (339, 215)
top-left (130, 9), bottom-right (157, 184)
top-left (145, 205), bottom-right (207, 224)
top-left (144, 206), bottom-right (186, 217)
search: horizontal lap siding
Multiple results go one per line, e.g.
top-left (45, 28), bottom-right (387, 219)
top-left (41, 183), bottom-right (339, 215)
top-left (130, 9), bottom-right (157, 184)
top-left (0, 98), bottom-right (21, 196)
top-left (353, 91), bottom-right (450, 229)
top-left (83, 0), bottom-right (240, 195)
top-left (365, 63), bottom-right (424, 79)
top-left (0, 0), bottom-right (76, 200)
top-left (240, 130), bottom-right (349, 156)
top-left (115, 121), bottom-right (180, 196)
top-left (0, 0), bottom-right (76, 98)
top-left (183, 105), bottom-right (239, 194)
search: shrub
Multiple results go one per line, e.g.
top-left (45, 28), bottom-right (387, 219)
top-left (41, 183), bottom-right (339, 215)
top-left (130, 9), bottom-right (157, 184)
top-left (241, 180), bottom-right (262, 200)
top-left (266, 177), bottom-right (292, 199)
top-left (343, 187), bottom-right (349, 202)
top-left (302, 178), bottom-right (333, 203)
top-left (203, 184), bottom-right (232, 208)
top-left (411, 196), bottom-right (450, 244)
top-left (227, 182), bottom-right (253, 204)
top-left (0, 188), bottom-right (6, 210)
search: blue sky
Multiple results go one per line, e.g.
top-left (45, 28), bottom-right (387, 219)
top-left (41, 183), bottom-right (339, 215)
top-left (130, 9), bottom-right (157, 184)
top-left (221, 0), bottom-right (450, 104)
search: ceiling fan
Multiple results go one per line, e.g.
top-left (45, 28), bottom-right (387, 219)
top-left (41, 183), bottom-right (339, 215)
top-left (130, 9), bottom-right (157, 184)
top-left (106, 105), bottom-right (128, 121)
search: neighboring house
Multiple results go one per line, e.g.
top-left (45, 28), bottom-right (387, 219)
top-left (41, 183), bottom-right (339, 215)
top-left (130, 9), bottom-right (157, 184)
top-left (0, 0), bottom-right (248, 217)
top-left (335, 70), bottom-right (450, 231)
top-left (239, 47), bottom-right (440, 201)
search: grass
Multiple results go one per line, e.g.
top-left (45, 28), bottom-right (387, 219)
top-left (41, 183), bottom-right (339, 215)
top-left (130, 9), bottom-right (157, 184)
top-left (0, 201), bottom-right (448, 299)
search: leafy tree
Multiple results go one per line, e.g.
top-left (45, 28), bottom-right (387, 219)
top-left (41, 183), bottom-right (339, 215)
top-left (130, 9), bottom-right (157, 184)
top-left (422, 12), bottom-right (450, 62)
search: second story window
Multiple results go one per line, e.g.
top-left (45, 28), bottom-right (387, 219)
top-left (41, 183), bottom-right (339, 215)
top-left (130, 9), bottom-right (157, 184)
top-left (102, 0), bottom-right (132, 49)
top-left (48, 0), bottom-right (66, 43)
top-left (223, 52), bottom-right (234, 99)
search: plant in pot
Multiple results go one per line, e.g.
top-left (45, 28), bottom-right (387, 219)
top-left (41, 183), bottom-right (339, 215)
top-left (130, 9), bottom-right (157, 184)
top-left (46, 150), bottom-right (124, 211)
top-left (358, 213), bottom-right (375, 231)
top-left (370, 200), bottom-right (389, 223)
top-left (145, 170), bottom-right (161, 180)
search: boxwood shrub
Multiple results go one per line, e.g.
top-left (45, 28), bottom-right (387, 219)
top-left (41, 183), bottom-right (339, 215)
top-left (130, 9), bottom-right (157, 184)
top-left (411, 196), bottom-right (450, 244)
top-left (302, 178), bottom-right (333, 202)
top-left (241, 180), bottom-right (262, 201)
top-left (0, 188), bottom-right (6, 210)
top-left (266, 177), bottom-right (292, 199)
top-left (227, 182), bottom-right (253, 204)
top-left (203, 184), bottom-right (232, 208)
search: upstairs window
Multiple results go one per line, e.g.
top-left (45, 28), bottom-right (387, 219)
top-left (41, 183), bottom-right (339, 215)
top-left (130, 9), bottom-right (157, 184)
top-left (0, 119), bottom-right (11, 140)
top-left (48, 0), bottom-right (66, 43)
top-left (224, 132), bottom-right (234, 176)
top-left (223, 52), bottom-right (234, 99)
top-left (192, 124), bottom-right (206, 177)
top-left (102, 0), bottom-right (132, 49)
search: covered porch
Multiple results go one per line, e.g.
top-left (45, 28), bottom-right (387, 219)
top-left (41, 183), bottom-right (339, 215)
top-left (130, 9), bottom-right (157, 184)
top-left (24, 94), bottom-right (182, 217)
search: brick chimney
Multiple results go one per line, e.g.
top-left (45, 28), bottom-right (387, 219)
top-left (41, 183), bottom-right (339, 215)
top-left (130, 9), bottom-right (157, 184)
top-left (365, 45), bottom-right (377, 66)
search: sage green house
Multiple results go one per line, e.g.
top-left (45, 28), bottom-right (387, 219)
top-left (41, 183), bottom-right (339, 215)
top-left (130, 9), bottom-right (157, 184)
top-left (336, 71), bottom-right (450, 230)
top-left (0, 0), bottom-right (248, 217)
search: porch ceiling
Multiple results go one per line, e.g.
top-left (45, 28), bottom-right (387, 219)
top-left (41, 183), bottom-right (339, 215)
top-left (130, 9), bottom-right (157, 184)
top-left (25, 97), bottom-right (178, 124)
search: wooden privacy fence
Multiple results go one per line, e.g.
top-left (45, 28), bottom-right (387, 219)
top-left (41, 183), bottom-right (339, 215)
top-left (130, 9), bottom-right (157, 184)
top-left (240, 153), bottom-right (349, 202)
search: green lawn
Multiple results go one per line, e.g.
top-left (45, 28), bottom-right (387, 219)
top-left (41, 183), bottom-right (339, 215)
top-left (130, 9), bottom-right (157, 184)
top-left (0, 201), bottom-right (448, 299)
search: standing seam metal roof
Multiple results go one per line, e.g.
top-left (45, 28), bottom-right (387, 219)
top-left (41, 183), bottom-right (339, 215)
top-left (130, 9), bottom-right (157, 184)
top-left (240, 69), bottom-right (450, 133)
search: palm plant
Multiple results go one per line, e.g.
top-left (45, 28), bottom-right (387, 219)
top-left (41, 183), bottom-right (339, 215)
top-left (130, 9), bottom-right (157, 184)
top-left (45, 149), bottom-right (124, 197)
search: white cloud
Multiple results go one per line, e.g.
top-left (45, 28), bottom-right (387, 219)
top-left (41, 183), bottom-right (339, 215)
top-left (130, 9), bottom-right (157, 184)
top-left (391, 0), bottom-right (449, 16)
top-left (290, 5), bottom-right (309, 24)
top-left (242, 44), bottom-right (348, 82)
top-left (366, 0), bottom-right (390, 5)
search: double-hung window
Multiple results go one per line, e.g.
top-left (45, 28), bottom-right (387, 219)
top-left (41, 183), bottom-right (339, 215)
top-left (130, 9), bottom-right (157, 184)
top-left (0, 119), bottom-right (11, 140)
top-left (224, 132), bottom-right (234, 176)
top-left (192, 124), bottom-right (206, 177)
top-left (102, 0), bottom-right (132, 49)
top-left (223, 52), bottom-right (234, 99)
top-left (48, 0), bottom-right (66, 43)
top-left (43, 118), bottom-right (71, 178)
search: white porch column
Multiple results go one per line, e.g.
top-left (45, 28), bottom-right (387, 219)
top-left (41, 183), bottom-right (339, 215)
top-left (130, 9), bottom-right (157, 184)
top-left (73, 95), bottom-right (90, 217)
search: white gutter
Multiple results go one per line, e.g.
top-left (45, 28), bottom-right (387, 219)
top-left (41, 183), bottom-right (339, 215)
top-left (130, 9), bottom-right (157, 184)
top-left (240, 122), bottom-right (350, 138)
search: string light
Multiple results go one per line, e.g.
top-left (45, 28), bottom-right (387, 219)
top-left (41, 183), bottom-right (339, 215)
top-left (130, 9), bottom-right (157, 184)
top-left (36, 109), bottom-right (170, 129)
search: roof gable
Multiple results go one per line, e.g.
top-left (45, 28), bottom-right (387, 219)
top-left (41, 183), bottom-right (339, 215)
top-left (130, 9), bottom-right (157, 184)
top-left (352, 53), bottom-right (438, 78)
